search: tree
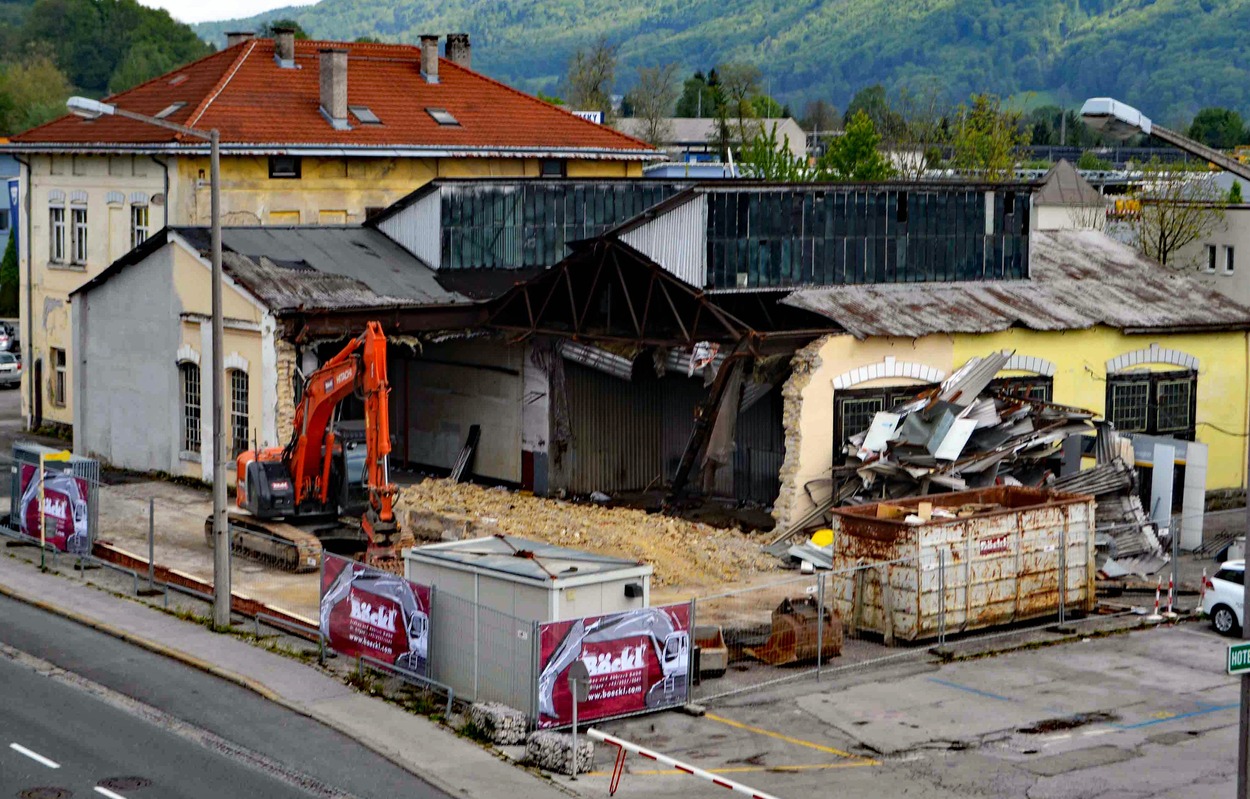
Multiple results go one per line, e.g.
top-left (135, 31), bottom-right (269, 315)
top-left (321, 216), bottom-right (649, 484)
top-left (1077, 150), bottom-right (1112, 171)
top-left (950, 93), bottom-right (1029, 181)
top-left (0, 52), bottom-right (71, 135)
top-left (565, 36), bottom-right (617, 123)
top-left (800, 100), bottom-right (838, 134)
top-left (817, 110), bottom-right (893, 181)
top-left (109, 40), bottom-right (177, 93)
top-left (739, 122), bottom-right (816, 181)
top-left (844, 84), bottom-right (901, 133)
top-left (1230, 181), bottom-right (1244, 204)
top-left (0, 232), bottom-right (16, 317)
top-left (1187, 107), bottom-right (1245, 150)
top-left (1127, 160), bottom-right (1226, 269)
top-left (716, 61), bottom-right (762, 146)
top-left (622, 63), bottom-right (679, 146)
top-left (258, 19), bottom-right (309, 39)
top-left (674, 70), bottom-right (717, 118)
top-left (888, 83), bottom-right (950, 180)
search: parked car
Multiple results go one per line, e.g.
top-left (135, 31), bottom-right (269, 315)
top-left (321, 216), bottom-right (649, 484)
top-left (1203, 560), bottom-right (1244, 635)
top-left (0, 323), bottom-right (15, 353)
top-left (0, 351), bottom-right (20, 387)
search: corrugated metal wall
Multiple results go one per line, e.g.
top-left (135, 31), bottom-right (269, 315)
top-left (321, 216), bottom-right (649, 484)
top-left (733, 385), bottom-right (785, 506)
top-left (378, 190), bottom-right (441, 268)
top-left (620, 195), bottom-right (708, 287)
top-left (555, 362), bottom-right (664, 494)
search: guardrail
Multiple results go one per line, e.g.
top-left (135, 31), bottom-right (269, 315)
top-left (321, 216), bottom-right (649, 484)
top-left (358, 653), bottom-right (456, 717)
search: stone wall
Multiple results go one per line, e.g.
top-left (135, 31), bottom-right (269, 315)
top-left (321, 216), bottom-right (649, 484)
top-left (275, 339), bottom-right (298, 440)
top-left (772, 336), bottom-right (829, 529)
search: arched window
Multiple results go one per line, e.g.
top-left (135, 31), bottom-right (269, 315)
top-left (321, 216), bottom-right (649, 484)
top-left (180, 363), bottom-right (201, 453)
top-left (229, 369), bottom-right (249, 458)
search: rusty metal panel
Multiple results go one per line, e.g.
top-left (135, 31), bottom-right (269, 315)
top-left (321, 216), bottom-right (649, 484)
top-left (827, 487), bottom-right (1095, 642)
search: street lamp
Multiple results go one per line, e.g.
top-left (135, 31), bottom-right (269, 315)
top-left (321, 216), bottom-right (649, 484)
top-left (67, 96), bottom-right (230, 629)
top-left (1082, 95), bottom-right (1250, 799)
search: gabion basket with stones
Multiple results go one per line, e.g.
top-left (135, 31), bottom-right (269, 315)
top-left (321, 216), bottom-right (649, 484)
top-left (467, 702), bottom-right (528, 745)
top-left (526, 730), bottom-right (594, 776)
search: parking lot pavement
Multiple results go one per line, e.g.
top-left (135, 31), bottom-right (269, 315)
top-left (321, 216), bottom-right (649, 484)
top-left (573, 622), bottom-right (1238, 799)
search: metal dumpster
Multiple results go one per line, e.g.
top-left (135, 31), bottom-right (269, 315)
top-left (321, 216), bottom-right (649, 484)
top-left (827, 487), bottom-right (1095, 643)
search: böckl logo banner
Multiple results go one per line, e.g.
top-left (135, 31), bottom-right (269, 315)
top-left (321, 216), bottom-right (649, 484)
top-left (537, 604), bottom-right (690, 728)
top-left (18, 464), bottom-right (90, 554)
top-left (320, 553), bottom-right (430, 677)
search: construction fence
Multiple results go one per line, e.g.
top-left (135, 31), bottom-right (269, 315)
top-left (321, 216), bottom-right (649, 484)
top-left (0, 446), bottom-right (1119, 731)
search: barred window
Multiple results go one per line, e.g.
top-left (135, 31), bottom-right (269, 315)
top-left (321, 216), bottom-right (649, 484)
top-left (990, 376), bottom-right (1053, 403)
top-left (229, 369), bottom-right (249, 458)
top-left (839, 397), bottom-right (885, 444)
top-left (181, 363), bottom-right (201, 453)
top-left (1108, 381), bottom-right (1149, 433)
top-left (1156, 379), bottom-right (1192, 433)
top-left (833, 383), bottom-right (938, 450)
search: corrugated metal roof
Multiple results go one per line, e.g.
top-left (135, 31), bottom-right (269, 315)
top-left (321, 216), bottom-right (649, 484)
top-left (781, 229), bottom-right (1250, 338)
top-left (409, 534), bottom-right (647, 583)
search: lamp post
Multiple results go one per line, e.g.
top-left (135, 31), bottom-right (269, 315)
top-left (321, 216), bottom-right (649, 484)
top-left (67, 97), bottom-right (230, 629)
top-left (1082, 95), bottom-right (1250, 799)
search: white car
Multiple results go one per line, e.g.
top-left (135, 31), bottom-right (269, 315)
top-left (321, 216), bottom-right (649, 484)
top-left (1203, 560), bottom-right (1244, 636)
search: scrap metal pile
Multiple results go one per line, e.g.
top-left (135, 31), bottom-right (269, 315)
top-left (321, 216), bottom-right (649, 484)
top-left (834, 351), bottom-right (1094, 501)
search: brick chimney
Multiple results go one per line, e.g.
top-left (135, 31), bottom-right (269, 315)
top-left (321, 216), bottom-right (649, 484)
top-left (274, 27), bottom-right (296, 68)
top-left (225, 31), bottom-right (254, 48)
top-left (420, 34), bottom-right (439, 83)
top-left (446, 33), bottom-right (470, 69)
top-left (319, 49), bottom-right (349, 130)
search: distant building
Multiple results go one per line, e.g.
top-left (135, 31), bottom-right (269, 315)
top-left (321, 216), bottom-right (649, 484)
top-left (615, 117), bottom-right (806, 162)
top-left (1031, 159), bottom-right (1106, 231)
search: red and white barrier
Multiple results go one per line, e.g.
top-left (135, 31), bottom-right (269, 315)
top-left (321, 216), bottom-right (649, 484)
top-left (1200, 568), bottom-right (1208, 603)
top-left (1146, 576), bottom-right (1163, 621)
top-left (587, 728), bottom-right (780, 799)
top-left (1164, 577), bottom-right (1177, 617)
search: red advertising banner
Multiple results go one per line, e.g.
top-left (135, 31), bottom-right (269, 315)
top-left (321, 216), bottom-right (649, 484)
top-left (537, 604), bottom-right (690, 729)
top-left (320, 553), bottom-right (431, 677)
top-left (17, 463), bottom-right (90, 554)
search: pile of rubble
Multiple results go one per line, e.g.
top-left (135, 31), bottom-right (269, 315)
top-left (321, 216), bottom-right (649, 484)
top-left (833, 350), bottom-right (1094, 503)
top-left (394, 479), bottom-right (774, 589)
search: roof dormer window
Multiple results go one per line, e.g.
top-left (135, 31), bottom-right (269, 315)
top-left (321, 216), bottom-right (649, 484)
top-left (426, 107), bottom-right (459, 126)
top-left (155, 102), bottom-right (186, 119)
top-left (349, 105), bottom-right (381, 125)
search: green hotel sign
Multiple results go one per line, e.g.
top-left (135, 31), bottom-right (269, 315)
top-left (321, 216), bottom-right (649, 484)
top-left (1229, 642), bottom-right (1250, 675)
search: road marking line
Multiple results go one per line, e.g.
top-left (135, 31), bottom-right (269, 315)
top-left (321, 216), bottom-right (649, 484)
top-left (704, 713), bottom-right (878, 764)
top-left (927, 678), bottom-right (1014, 703)
top-left (94, 788), bottom-right (127, 799)
top-left (9, 742), bottom-right (60, 769)
top-left (585, 761), bottom-right (879, 777)
top-left (1111, 703), bottom-right (1238, 730)
top-left (1043, 733), bottom-right (1072, 741)
top-left (1082, 729), bottom-right (1113, 737)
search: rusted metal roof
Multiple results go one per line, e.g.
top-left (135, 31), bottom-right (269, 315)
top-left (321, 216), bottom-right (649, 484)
top-left (781, 229), bottom-right (1250, 338)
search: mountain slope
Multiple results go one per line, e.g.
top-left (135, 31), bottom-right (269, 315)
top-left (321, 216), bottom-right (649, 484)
top-left (195, 0), bottom-right (1249, 123)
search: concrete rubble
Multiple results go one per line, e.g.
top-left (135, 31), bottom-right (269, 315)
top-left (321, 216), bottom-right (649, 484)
top-left (467, 702), bottom-right (528, 745)
top-left (525, 730), bottom-right (594, 775)
top-left (394, 478), bottom-right (774, 589)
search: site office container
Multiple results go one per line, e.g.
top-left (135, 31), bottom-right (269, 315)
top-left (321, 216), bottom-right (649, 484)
top-left (826, 486), bottom-right (1095, 643)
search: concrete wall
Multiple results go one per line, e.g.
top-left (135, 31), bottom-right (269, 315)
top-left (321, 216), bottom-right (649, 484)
top-left (1033, 204), bottom-right (1105, 232)
top-left (774, 326), bottom-right (1250, 527)
top-left (1177, 207), bottom-right (1250, 307)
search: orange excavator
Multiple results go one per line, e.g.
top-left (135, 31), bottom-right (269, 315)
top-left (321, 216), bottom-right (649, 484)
top-left (207, 322), bottom-right (406, 572)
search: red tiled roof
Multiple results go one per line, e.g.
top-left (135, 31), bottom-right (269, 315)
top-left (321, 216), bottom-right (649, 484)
top-left (10, 39), bottom-right (655, 157)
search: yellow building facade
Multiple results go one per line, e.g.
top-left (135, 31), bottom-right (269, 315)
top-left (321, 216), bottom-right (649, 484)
top-left (775, 326), bottom-right (1250, 527)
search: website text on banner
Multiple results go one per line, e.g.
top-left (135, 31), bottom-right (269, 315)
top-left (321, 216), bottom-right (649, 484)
top-left (537, 604), bottom-right (691, 729)
top-left (17, 463), bottom-right (90, 554)
top-left (320, 552), bottom-right (431, 677)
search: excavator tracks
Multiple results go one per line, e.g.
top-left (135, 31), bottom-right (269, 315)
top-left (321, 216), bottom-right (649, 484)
top-left (204, 513), bottom-right (324, 573)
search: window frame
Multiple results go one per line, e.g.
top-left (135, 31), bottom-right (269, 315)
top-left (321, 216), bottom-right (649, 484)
top-left (268, 155), bottom-right (302, 179)
top-left (833, 383), bottom-right (938, 451)
top-left (1206, 244), bottom-right (1218, 274)
top-left (539, 159), bottom-right (567, 178)
top-left (49, 205), bottom-right (66, 263)
top-left (1225, 244), bottom-right (1236, 275)
top-left (1105, 368), bottom-right (1197, 441)
top-left (989, 375), bottom-right (1053, 403)
top-left (180, 362), bottom-right (202, 455)
top-left (70, 205), bottom-right (88, 266)
top-left (130, 203), bottom-right (150, 249)
top-left (229, 369), bottom-right (249, 459)
top-left (50, 347), bottom-right (66, 406)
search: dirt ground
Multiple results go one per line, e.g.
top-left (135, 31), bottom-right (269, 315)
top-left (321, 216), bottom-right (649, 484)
top-left (395, 478), bottom-right (778, 594)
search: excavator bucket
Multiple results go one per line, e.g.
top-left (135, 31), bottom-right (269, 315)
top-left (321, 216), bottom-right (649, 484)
top-left (745, 595), bottom-right (843, 666)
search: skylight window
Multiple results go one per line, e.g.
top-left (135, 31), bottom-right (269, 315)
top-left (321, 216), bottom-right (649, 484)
top-left (426, 107), bottom-right (459, 126)
top-left (349, 105), bottom-right (381, 125)
top-left (168, 74), bottom-right (188, 86)
top-left (155, 102), bottom-right (187, 119)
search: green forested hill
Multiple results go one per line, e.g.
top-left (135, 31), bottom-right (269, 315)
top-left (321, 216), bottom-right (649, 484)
top-left (196, 0), bottom-right (1250, 123)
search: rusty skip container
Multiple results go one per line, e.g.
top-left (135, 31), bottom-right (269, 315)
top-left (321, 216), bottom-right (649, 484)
top-left (826, 487), bottom-right (1095, 643)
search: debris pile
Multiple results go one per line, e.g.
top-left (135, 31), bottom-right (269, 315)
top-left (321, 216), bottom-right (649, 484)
top-left (835, 350), bottom-right (1094, 503)
top-left (394, 479), bottom-right (774, 589)
top-left (1054, 423), bottom-right (1164, 567)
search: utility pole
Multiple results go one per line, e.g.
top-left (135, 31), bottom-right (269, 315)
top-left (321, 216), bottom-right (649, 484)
top-left (1241, 421), bottom-right (1250, 797)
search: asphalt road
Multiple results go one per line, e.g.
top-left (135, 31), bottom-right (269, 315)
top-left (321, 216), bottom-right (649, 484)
top-left (0, 594), bottom-right (451, 799)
